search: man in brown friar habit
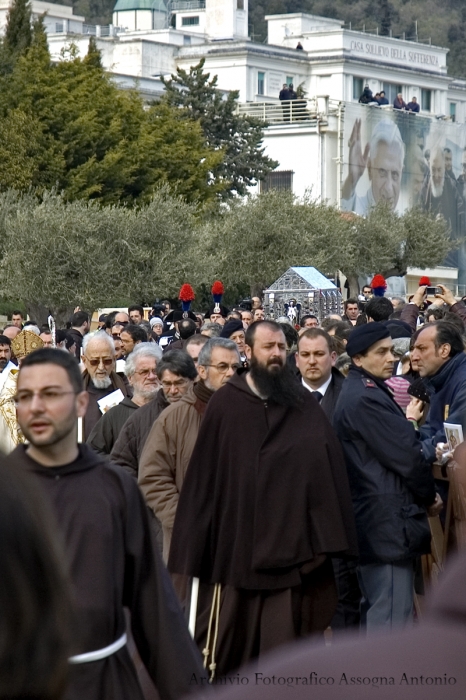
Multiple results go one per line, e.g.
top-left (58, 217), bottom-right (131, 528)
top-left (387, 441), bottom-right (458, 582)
top-left (168, 320), bottom-right (358, 680)
top-left (5, 348), bottom-right (203, 700)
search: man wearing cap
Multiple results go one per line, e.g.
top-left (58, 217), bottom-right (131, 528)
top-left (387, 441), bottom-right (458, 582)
top-left (220, 319), bottom-right (247, 365)
top-left (334, 323), bottom-right (440, 633)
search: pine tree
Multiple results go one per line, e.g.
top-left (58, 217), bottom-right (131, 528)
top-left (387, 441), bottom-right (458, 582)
top-left (161, 59), bottom-right (278, 199)
top-left (0, 0), bottom-right (32, 72)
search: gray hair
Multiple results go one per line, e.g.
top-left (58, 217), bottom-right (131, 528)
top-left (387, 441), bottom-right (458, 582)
top-left (198, 338), bottom-right (239, 367)
top-left (82, 330), bottom-right (115, 356)
top-left (124, 342), bottom-right (163, 377)
top-left (200, 322), bottom-right (222, 337)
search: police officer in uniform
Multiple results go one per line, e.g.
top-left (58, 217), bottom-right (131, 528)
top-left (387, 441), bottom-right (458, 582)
top-left (334, 323), bottom-right (441, 633)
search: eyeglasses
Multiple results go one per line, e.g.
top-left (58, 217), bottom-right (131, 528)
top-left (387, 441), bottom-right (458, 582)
top-left (14, 390), bottom-right (78, 406)
top-left (85, 357), bottom-right (114, 367)
top-left (134, 368), bottom-right (157, 378)
top-left (112, 334), bottom-right (121, 340)
top-left (204, 363), bottom-right (241, 373)
top-left (161, 378), bottom-right (188, 391)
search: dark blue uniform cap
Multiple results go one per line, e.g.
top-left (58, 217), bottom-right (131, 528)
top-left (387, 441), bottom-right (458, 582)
top-left (346, 322), bottom-right (390, 357)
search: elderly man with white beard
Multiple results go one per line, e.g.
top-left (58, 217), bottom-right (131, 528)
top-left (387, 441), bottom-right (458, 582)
top-left (81, 332), bottom-right (130, 441)
top-left (422, 144), bottom-right (465, 280)
top-left (87, 343), bottom-right (162, 455)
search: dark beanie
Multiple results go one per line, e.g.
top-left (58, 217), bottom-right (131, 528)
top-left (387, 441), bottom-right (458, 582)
top-left (346, 322), bottom-right (390, 357)
top-left (383, 320), bottom-right (412, 339)
top-left (220, 319), bottom-right (244, 338)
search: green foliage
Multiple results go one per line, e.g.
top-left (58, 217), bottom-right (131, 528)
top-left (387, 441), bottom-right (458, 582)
top-left (198, 191), bottom-right (453, 294)
top-left (0, 0), bottom-right (32, 73)
top-left (0, 188), bottom-right (199, 316)
top-left (161, 59), bottom-right (278, 198)
top-left (0, 23), bottom-right (222, 204)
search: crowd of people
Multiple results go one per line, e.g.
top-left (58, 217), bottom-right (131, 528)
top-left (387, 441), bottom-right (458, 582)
top-left (1, 276), bottom-right (466, 699)
top-left (358, 85), bottom-right (420, 113)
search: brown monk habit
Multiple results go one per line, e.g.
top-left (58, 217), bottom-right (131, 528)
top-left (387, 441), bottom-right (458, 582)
top-left (168, 370), bottom-right (358, 676)
top-left (5, 443), bottom-right (203, 700)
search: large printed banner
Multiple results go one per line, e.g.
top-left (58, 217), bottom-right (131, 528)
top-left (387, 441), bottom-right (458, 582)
top-left (341, 103), bottom-right (466, 285)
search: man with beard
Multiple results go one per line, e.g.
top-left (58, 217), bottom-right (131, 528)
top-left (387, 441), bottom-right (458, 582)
top-left (81, 332), bottom-right (129, 441)
top-left (5, 348), bottom-right (203, 700)
top-left (168, 321), bottom-right (358, 678)
top-left (422, 145), bottom-right (464, 277)
top-left (0, 335), bottom-right (15, 385)
top-left (87, 343), bottom-right (162, 456)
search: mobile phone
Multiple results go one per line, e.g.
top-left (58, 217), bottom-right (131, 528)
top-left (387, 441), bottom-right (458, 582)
top-left (426, 286), bottom-right (441, 296)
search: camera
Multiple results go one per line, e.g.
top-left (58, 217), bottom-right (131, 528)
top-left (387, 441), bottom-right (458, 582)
top-left (426, 287), bottom-right (441, 297)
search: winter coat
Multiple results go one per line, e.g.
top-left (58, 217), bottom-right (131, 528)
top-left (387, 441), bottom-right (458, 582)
top-left (334, 365), bottom-right (436, 565)
top-left (420, 352), bottom-right (466, 462)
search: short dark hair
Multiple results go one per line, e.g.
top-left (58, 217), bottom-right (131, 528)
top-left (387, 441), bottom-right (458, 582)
top-left (365, 297), bottom-right (393, 322)
top-left (427, 307), bottom-right (446, 321)
top-left (332, 322), bottom-right (354, 342)
top-left (0, 335), bottom-right (11, 347)
top-left (300, 314), bottom-right (318, 327)
top-left (156, 350), bottom-right (197, 380)
top-left (19, 348), bottom-right (83, 392)
top-left (185, 334), bottom-right (209, 350)
top-left (344, 298), bottom-right (358, 309)
top-left (128, 305), bottom-right (144, 317)
top-left (71, 311), bottom-right (89, 328)
top-left (432, 321), bottom-right (464, 357)
top-left (11, 310), bottom-right (23, 318)
top-left (178, 319), bottom-right (197, 340)
top-left (245, 320), bottom-right (284, 348)
top-left (278, 322), bottom-right (299, 350)
top-left (298, 328), bottom-right (333, 352)
top-left (121, 324), bottom-right (147, 344)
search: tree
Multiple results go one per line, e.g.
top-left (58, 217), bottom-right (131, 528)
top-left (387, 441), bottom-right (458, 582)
top-left (161, 59), bottom-right (278, 198)
top-left (0, 24), bottom-right (223, 204)
top-left (0, 188), bottom-right (201, 324)
top-left (199, 191), bottom-right (453, 296)
top-left (0, 0), bottom-right (32, 73)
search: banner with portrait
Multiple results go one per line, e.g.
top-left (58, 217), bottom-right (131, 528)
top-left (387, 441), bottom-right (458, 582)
top-left (341, 103), bottom-right (466, 286)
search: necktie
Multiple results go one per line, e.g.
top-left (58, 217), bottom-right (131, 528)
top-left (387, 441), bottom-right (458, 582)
top-left (312, 391), bottom-right (323, 403)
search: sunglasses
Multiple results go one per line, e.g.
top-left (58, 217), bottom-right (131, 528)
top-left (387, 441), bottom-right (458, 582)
top-left (85, 358), bottom-right (114, 367)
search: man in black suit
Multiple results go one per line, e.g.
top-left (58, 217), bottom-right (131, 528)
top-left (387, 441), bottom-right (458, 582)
top-left (295, 328), bottom-right (345, 419)
top-left (296, 327), bottom-right (361, 631)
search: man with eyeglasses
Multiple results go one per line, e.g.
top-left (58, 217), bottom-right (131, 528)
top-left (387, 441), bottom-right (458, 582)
top-left (87, 343), bottom-right (162, 456)
top-left (5, 348), bottom-right (203, 700)
top-left (81, 332), bottom-right (130, 441)
top-left (111, 350), bottom-right (196, 480)
top-left (139, 338), bottom-right (240, 561)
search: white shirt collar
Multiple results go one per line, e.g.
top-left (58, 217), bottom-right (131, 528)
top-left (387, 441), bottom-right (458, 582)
top-left (301, 373), bottom-right (333, 397)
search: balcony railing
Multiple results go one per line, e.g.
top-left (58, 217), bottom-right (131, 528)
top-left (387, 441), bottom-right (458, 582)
top-left (171, 0), bottom-right (206, 10)
top-left (237, 98), bottom-right (342, 124)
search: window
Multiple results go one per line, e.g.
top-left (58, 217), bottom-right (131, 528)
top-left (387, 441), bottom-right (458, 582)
top-left (55, 22), bottom-right (64, 32)
top-left (260, 171), bottom-right (293, 193)
top-left (183, 35), bottom-right (191, 44)
top-left (353, 77), bottom-right (363, 101)
top-left (257, 71), bottom-right (265, 96)
top-left (181, 15), bottom-right (199, 25)
top-left (383, 83), bottom-right (403, 104)
top-left (421, 89), bottom-right (432, 112)
top-left (286, 76), bottom-right (294, 86)
top-left (450, 102), bottom-right (457, 122)
top-left (237, 0), bottom-right (244, 8)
